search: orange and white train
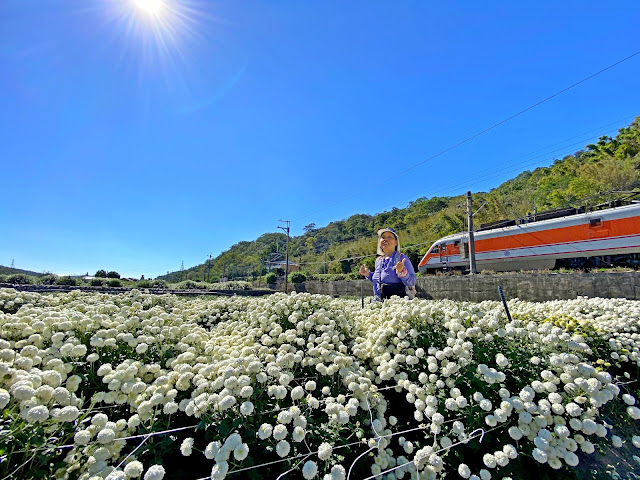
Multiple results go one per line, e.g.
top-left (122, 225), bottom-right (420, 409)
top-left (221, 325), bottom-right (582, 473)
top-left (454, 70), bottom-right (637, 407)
top-left (418, 202), bottom-right (640, 273)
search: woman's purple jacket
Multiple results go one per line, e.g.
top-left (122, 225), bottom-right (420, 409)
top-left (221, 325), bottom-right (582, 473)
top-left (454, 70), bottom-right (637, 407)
top-left (366, 251), bottom-right (416, 299)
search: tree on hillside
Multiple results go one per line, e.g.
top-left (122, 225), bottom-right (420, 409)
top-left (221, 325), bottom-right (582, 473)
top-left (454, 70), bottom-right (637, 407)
top-left (95, 270), bottom-right (107, 278)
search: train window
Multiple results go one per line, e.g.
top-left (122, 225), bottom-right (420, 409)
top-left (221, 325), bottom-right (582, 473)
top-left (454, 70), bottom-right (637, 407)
top-left (431, 245), bottom-right (439, 254)
top-left (454, 241), bottom-right (460, 246)
top-left (589, 218), bottom-right (602, 227)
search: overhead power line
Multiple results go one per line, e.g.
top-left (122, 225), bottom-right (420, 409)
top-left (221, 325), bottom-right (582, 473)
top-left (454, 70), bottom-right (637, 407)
top-left (293, 51), bottom-right (640, 223)
top-left (289, 115), bottom-right (636, 253)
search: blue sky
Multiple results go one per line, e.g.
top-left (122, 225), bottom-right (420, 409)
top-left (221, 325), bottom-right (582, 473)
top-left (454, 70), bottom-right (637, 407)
top-left (1, 0), bottom-right (639, 278)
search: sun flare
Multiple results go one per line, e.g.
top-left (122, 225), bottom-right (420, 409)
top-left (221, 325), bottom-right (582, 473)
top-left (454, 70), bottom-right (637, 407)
top-left (132, 0), bottom-right (165, 16)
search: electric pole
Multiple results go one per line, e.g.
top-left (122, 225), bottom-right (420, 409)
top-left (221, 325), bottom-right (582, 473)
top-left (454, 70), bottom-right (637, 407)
top-left (278, 220), bottom-right (290, 293)
top-left (180, 261), bottom-right (184, 281)
top-left (324, 249), bottom-right (327, 274)
top-left (466, 191), bottom-right (477, 275)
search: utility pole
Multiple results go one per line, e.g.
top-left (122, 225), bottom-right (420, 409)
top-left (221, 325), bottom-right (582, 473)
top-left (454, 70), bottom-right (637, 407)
top-left (324, 249), bottom-right (327, 274)
top-left (278, 220), bottom-right (290, 293)
top-left (466, 191), bottom-right (477, 275)
top-left (180, 261), bottom-right (184, 281)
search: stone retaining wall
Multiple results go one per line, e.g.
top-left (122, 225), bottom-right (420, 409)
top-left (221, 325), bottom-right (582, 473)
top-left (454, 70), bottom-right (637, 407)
top-left (295, 272), bottom-right (640, 302)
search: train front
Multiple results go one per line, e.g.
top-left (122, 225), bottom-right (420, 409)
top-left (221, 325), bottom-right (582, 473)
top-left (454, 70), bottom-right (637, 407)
top-left (418, 243), bottom-right (439, 274)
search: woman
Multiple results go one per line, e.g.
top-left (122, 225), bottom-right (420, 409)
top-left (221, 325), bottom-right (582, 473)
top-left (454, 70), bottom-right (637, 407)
top-left (359, 228), bottom-right (417, 301)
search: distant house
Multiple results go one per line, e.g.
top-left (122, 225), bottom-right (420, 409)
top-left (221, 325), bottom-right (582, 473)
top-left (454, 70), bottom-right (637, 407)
top-left (267, 261), bottom-right (300, 272)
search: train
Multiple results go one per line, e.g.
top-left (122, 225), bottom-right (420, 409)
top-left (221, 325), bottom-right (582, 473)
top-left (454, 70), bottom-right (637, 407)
top-left (417, 201), bottom-right (640, 273)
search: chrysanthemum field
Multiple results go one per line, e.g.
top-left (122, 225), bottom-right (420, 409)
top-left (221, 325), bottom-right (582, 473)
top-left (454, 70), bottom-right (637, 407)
top-left (0, 287), bottom-right (639, 480)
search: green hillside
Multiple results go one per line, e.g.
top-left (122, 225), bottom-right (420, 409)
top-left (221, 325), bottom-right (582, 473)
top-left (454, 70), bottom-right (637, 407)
top-left (159, 117), bottom-right (640, 282)
top-left (0, 266), bottom-right (47, 277)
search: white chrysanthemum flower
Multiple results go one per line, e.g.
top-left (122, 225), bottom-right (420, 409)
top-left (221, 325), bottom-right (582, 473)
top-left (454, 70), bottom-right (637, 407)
top-left (532, 448), bottom-right (548, 463)
top-left (302, 460), bottom-right (318, 479)
top-left (180, 437), bottom-right (194, 456)
top-left (0, 389), bottom-right (10, 409)
top-left (292, 426), bottom-right (306, 443)
top-left (495, 353), bottom-right (509, 367)
top-left (240, 401), bottom-right (254, 416)
top-left (143, 465), bottom-right (165, 480)
top-left (404, 441), bottom-right (414, 454)
top-left (317, 442), bottom-right (333, 461)
top-left (291, 386), bottom-right (305, 400)
top-left (204, 441), bottom-right (221, 460)
top-left (25, 406), bottom-right (49, 423)
top-left (483, 453), bottom-right (496, 469)
top-left (97, 428), bottom-right (116, 444)
top-left (163, 402), bottom-right (179, 414)
top-left (211, 461), bottom-right (229, 479)
top-left (224, 433), bottom-right (242, 451)
top-left (234, 443), bottom-right (249, 461)
top-left (276, 440), bottom-right (291, 458)
top-left (623, 394), bottom-right (637, 405)
top-left (92, 413), bottom-right (109, 427)
top-left (325, 464), bottom-right (345, 480)
top-left (74, 429), bottom-right (92, 445)
top-left (240, 386), bottom-right (254, 398)
top-left (458, 463), bottom-right (471, 479)
top-left (273, 424), bottom-right (288, 441)
top-left (258, 424), bottom-right (273, 440)
top-left (124, 460), bottom-right (144, 478)
top-left (59, 406), bottom-right (80, 422)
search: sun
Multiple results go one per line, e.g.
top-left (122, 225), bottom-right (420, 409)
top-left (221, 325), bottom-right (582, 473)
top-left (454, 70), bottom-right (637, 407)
top-left (132, 0), bottom-right (165, 16)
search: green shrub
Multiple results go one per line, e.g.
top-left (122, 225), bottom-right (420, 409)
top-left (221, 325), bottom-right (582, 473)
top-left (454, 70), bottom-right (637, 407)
top-left (288, 272), bottom-right (306, 284)
top-left (174, 280), bottom-right (207, 290)
top-left (6, 274), bottom-right (34, 285)
top-left (106, 271), bottom-right (120, 279)
top-left (137, 279), bottom-right (168, 289)
top-left (38, 274), bottom-right (58, 285)
top-left (265, 272), bottom-right (278, 284)
top-left (209, 281), bottom-right (251, 290)
top-left (0, 275), bottom-right (6, 283)
top-left (107, 279), bottom-right (122, 287)
top-left (55, 276), bottom-right (78, 286)
top-left (90, 279), bottom-right (104, 287)
top-left (95, 269), bottom-right (107, 278)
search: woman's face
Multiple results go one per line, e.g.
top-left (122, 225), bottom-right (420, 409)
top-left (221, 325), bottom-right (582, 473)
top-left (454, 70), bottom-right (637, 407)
top-left (379, 232), bottom-right (397, 254)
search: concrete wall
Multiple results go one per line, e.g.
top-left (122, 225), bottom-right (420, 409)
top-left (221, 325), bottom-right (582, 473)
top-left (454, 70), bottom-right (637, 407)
top-left (295, 272), bottom-right (640, 302)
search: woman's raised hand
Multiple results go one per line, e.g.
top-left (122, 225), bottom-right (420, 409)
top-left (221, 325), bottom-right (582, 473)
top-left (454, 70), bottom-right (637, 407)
top-left (359, 265), bottom-right (370, 277)
top-left (394, 257), bottom-right (407, 274)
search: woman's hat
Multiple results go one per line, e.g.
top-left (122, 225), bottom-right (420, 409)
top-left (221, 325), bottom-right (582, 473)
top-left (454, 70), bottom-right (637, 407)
top-left (377, 228), bottom-right (400, 255)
